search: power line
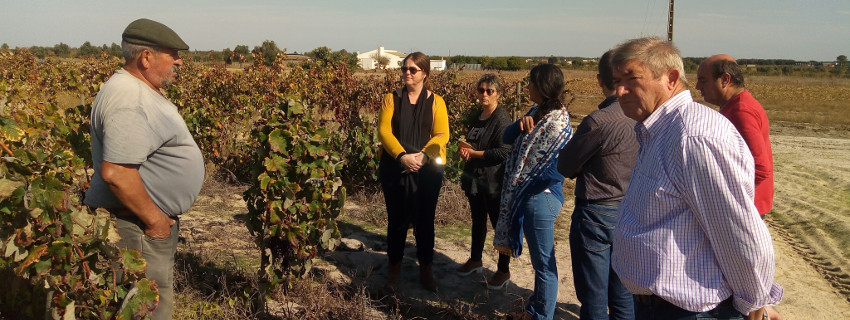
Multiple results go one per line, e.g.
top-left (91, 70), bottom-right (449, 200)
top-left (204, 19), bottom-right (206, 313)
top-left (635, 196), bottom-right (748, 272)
top-left (641, 0), bottom-right (658, 36)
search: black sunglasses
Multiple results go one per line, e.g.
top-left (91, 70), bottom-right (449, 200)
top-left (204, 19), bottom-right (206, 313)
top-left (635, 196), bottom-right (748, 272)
top-left (477, 88), bottom-right (496, 95)
top-left (401, 66), bottom-right (421, 74)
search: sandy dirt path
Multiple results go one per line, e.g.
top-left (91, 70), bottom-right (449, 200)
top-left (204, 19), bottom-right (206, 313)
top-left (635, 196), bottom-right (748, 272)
top-left (766, 133), bottom-right (850, 318)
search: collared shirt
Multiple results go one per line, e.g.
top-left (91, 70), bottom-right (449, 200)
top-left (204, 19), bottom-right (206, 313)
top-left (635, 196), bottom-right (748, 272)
top-left (558, 96), bottom-right (637, 201)
top-left (720, 89), bottom-right (774, 214)
top-left (612, 90), bottom-right (783, 315)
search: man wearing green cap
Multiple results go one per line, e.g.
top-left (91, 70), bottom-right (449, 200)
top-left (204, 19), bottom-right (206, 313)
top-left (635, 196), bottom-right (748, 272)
top-left (85, 18), bottom-right (201, 319)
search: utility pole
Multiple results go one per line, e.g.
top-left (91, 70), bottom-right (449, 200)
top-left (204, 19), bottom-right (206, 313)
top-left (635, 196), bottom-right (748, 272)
top-left (667, 0), bottom-right (675, 42)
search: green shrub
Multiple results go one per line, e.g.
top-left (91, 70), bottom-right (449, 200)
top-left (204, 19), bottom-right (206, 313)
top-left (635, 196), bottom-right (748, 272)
top-left (243, 97), bottom-right (345, 293)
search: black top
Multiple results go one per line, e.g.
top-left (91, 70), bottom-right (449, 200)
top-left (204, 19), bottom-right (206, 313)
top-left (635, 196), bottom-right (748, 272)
top-left (461, 106), bottom-right (512, 196)
top-left (557, 96), bottom-right (638, 201)
top-left (379, 87), bottom-right (439, 195)
top-left (390, 87), bottom-right (434, 156)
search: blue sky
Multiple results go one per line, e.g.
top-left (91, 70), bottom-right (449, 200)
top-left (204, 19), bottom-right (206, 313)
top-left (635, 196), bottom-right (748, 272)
top-left (1, 0), bottom-right (848, 61)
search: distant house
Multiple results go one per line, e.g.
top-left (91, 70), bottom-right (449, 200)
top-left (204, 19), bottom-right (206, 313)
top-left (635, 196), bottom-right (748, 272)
top-left (430, 59), bottom-right (446, 71)
top-left (357, 46), bottom-right (406, 70)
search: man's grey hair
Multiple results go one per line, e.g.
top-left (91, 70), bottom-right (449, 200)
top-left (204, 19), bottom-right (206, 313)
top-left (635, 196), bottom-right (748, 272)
top-left (611, 36), bottom-right (688, 88)
top-left (121, 40), bottom-right (158, 63)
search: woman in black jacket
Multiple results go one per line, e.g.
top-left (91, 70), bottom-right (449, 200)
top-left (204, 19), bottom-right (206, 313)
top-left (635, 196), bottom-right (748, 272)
top-left (456, 74), bottom-right (513, 289)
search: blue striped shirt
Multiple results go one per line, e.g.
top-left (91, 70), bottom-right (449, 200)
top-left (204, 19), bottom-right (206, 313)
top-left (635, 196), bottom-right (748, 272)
top-left (612, 90), bottom-right (783, 314)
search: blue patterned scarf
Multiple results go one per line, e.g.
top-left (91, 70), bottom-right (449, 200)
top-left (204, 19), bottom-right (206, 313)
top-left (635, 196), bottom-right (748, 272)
top-left (493, 107), bottom-right (572, 257)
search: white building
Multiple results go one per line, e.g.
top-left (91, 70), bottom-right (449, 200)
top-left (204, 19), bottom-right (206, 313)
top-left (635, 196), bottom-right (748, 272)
top-left (430, 59), bottom-right (447, 71)
top-left (357, 46), bottom-right (406, 70)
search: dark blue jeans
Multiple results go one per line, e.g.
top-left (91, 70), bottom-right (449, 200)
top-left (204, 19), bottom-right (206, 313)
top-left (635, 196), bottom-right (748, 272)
top-left (523, 191), bottom-right (563, 320)
top-left (569, 200), bottom-right (633, 320)
top-left (634, 296), bottom-right (744, 320)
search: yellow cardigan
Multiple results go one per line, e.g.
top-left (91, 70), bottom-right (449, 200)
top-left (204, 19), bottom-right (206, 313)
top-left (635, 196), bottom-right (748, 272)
top-left (378, 91), bottom-right (449, 162)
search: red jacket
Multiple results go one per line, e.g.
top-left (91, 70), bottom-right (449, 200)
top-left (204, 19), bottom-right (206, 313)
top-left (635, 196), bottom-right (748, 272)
top-left (720, 90), bottom-right (774, 214)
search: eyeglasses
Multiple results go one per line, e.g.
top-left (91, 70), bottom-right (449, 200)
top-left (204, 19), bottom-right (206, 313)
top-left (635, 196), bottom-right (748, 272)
top-left (477, 88), bottom-right (496, 95)
top-left (401, 66), bottom-right (421, 74)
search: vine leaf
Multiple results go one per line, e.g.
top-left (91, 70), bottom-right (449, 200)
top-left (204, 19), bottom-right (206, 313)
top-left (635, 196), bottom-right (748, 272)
top-left (121, 249), bottom-right (146, 273)
top-left (116, 278), bottom-right (158, 320)
top-left (0, 178), bottom-right (23, 199)
top-left (268, 130), bottom-right (287, 153)
top-left (15, 243), bottom-right (47, 273)
top-left (0, 117), bottom-right (24, 142)
top-left (3, 234), bottom-right (22, 258)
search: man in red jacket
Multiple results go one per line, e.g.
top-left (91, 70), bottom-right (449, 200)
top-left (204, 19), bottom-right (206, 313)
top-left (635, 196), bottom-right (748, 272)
top-left (696, 54), bottom-right (774, 216)
top-left (697, 54), bottom-right (783, 320)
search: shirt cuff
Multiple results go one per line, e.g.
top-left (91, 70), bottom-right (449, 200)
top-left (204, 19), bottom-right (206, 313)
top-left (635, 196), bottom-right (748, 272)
top-left (733, 283), bottom-right (784, 315)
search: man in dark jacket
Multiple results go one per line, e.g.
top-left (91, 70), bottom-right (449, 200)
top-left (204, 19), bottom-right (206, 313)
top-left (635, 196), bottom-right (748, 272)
top-left (558, 50), bottom-right (638, 319)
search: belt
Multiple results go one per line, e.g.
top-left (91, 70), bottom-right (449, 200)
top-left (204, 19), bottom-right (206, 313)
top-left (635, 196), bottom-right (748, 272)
top-left (106, 208), bottom-right (178, 222)
top-left (576, 198), bottom-right (621, 207)
top-left (634, 294), bottom-right (734, 309)
top-left (634, 294), bottom-right (673, 308)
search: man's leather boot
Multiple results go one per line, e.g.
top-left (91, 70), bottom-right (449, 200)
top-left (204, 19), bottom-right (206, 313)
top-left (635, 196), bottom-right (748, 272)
top-left (384, 261), bottom-right (402, 293)
top-left (419, 263), bottom-right (438, 292)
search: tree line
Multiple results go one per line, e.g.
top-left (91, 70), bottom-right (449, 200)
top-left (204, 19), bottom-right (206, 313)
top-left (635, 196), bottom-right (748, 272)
top-left (1, 41), bottom-right (845, 75)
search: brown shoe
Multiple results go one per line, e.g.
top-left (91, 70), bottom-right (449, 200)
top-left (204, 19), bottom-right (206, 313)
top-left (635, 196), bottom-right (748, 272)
top-left (384, 261), bottom-right (402, 293)
top-left (487, 270), bottom-right (511, 290)
top-left (456, 259), bottom-right (483, 276)
top-left (419, 263), bottom-right (438, 292)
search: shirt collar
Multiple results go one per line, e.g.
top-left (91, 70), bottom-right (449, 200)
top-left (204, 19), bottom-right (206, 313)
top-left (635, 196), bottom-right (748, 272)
top-left (598, 95), bottom-right (618, 110)
top-left (641, 90), bottom-right (693, 135)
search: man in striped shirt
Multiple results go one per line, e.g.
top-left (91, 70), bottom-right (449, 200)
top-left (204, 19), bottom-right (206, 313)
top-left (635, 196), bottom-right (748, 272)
top-left (609, 37), bottom-right (783, 320)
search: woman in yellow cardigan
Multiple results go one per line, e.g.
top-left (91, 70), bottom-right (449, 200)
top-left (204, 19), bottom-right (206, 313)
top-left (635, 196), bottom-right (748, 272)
top-left (377, 52), bottom-right (449, 292)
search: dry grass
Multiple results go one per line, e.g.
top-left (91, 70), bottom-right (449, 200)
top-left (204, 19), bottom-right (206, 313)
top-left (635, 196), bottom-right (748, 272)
top-left (447, 69), bottom-right (603, 118)
top-left (344, 180), bottom-right (472, 228)
top-left (749, 78), bottom-right (850, 129)
top-left (344, 189), bottom-right (389, 228)
top-left (435, 183), bottom-right (473, 226)
top-left (265, 276), bottom-right (385, 320)
top-left (174, 172), bottom-right (394, 320)
top-left (685, 75), bottom-right (850, 131)
top-left (173, 251), bottom-right (259, 319)
top-left (473, 70), bottom-right (850, 131)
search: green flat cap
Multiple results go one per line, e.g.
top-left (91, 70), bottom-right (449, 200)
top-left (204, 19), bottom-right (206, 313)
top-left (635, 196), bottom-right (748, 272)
top-left (122, 18), bottom-right (189, 50)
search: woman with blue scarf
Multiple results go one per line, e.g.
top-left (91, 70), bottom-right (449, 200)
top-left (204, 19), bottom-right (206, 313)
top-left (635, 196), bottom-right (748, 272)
top-left (494, 64), bottom-right (573, 320)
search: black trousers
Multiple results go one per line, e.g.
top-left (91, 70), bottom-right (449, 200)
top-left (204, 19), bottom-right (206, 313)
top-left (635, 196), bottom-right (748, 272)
top-left (381, 163), bottom-right (443, 265)
top-left (467, 192), bottom-right (510, 272)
